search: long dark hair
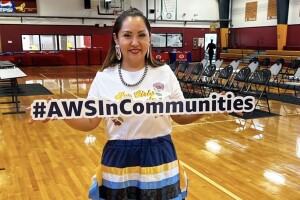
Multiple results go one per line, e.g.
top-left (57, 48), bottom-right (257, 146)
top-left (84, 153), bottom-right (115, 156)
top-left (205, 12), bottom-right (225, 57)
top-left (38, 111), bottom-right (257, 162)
top-left (100, 8), bottom-right (163, 71)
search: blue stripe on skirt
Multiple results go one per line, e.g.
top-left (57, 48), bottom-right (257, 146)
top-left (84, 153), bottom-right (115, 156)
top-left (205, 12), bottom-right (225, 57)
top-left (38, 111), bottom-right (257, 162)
top-left (102, 174), bottom-right (180, 189)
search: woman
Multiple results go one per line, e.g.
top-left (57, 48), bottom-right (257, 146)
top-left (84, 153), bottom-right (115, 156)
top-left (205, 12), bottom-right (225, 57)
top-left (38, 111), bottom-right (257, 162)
top-left (30, 8), bottom-right (202, 200)
top-left (87, 8), bottom-right (203, 199)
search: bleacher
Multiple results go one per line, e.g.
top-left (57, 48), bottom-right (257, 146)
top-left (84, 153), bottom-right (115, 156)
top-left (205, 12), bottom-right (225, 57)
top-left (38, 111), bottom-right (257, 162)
top-left (220, 49), bottom-right (256, 61)
top-left (257, 50), bottom-right (300, 63)
top-left (220, 48), bottom-right (300, 64)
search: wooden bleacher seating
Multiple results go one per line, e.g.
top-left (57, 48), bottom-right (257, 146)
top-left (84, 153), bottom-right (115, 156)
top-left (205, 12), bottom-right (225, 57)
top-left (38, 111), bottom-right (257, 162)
top-left (220, 49), bottom-right (255, 61)
top-left (258, 50), bottom-right (300, 63)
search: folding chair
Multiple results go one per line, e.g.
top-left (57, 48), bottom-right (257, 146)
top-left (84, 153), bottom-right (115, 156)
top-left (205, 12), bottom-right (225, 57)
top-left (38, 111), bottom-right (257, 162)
top-left (206, 65), bottom-right (233, 94)
top-left (169, 61), bottom-right (180, 74)
top-left (226, 60), bottom-right (241, 75)
top-left (283, 67), bottom-right (300, 97)
top-left (222, 67), bottom-right (252, 95)
top-left (201, 58), bottom-right (208, 68)
top-left (235, 61), bottom-right (258, 75)
top-left (190, 64), bottom-right (216, 97)
top-left (258, 57), bottom-right (270, 70)
top-left (214, 59), bottom-right (224, 71)
top-left (176, 62), bottom-right (190, 79)
top-left (213, 59), bottom-right (224, 78)
top-left (267, 61), bottom-right (283, 93)
top-left (279, 59), bottom-right (300, 84)
top-left (179, 62), bottom-right (204, 94)
top-left (249, 57), bottom-right (259, 64)
top-left (240, 69), bottom-right (272, 114)
top-left (248, 61), bottom-right (259, 73)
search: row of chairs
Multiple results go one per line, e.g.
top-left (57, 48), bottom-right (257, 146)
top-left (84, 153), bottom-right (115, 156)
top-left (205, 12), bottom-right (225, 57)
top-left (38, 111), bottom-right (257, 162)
top-left (171, 57), bottom-right (299, 102)
top-left (169, 59), bottom-right (292, 114)
top-left (236, 57), bottom-right (300, 97)
top-left (180, 62), bottom-right (272, 114)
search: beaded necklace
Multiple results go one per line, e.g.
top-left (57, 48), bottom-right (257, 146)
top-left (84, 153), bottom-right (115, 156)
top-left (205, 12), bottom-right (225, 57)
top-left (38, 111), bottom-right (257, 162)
top-left (118, 63), bottom-right (148, 87)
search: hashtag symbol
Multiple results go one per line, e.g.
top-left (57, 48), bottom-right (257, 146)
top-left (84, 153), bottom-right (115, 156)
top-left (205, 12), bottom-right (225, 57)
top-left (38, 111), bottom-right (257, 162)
top-left (32, 101), bottom-right (47, 119)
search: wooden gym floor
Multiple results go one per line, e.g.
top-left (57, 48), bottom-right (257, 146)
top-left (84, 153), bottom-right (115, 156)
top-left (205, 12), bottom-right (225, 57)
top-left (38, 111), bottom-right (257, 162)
top-left (0, 65), bottom-right (300, 200)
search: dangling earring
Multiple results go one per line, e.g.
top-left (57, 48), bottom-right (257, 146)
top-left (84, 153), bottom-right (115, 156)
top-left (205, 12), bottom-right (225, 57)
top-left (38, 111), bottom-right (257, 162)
top-left (115, 44), bottom-right (122, 60)
top-left (146, 46), bottom-right (150, 59)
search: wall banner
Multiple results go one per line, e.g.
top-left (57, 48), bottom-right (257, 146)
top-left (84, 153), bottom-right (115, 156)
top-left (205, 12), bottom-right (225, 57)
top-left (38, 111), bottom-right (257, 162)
top-left (0, 0), bottom-right (37, 13)
top-left (267, 0), bottom-right (277, 20)
top-left (245, 1), bottom-right (257, 21)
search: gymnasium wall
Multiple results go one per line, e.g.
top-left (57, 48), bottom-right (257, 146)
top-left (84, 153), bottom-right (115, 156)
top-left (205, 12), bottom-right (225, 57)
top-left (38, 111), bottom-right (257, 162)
top-left (287, 25), bottom-right (300, 47)
top-left (230, 26), bottom-right (277, 50)
top-left (231, 0), bottom-right (277, 28)
top-left (288, 0), bottom-right (300, 25)
top-left (0, 0), bottom-right (219, 28)
top-left (1, 0), bottom-right (300, 58)
top-left (0, 24), bottom-right (211, 62)
top-left (0, 24), bottom-right (111, 51)
top-left (231, 0), bottom-right (300, 49)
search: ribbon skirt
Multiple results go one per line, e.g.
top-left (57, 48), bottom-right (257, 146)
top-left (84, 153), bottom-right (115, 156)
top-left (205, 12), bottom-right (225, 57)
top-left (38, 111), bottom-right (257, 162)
top-left (89, 134), bottom-right (188, 200)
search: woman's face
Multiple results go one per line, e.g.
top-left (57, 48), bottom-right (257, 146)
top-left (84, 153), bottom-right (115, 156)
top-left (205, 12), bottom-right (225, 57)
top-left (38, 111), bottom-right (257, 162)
top-left (115, 16), bottom-right (150, 66)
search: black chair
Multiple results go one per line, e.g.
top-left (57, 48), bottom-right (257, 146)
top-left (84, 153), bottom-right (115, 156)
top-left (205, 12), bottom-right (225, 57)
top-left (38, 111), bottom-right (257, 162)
top-left (179, 62), bottom-right (204, 93)
top-left (240, 69), bottom-right (272, 114)
top-left (249, 57), bottom-right (259, 64)
top-left (222, 67), bottom-right (252, 95)
top-left (206, 65), bottom-right (233, 94)
top-left (276, 58), bottom-right (285, 66)
top-left (258, 57), bottom-right (270, 70)
top-left (169, 61), bottom-right (180, 74)
top-left (176, 61), bottom-right (190, 79)
top-left (190, 64), bottom-right (217, 97)
top-left (279, 59), bottom-right (300, 85)
top-left (282, 67), bottom-right (300, 97)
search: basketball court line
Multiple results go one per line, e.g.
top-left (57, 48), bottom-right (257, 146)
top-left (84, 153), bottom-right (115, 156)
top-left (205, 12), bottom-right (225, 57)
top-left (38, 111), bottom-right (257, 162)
top-left (180, 160), bottom-right (243, 200)
top-left (174, 118), bottom-right (243, 199)
top-left (173, 119), bottom-right (236, 127)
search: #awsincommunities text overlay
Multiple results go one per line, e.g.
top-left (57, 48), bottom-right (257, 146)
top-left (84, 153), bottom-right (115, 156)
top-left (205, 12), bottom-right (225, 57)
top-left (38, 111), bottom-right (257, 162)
top-left (30, 92), bottom-right (255, 120)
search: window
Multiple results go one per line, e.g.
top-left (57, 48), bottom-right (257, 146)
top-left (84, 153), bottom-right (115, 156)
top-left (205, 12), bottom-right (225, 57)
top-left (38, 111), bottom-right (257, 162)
top-left (21, 35), bottom-right (92, 51)
top-left (76, 35), bottom-right (91, 48)
top-left (151, 33), bottom-right (167, 48)
top-left (59, 35), bottom-right (75, 50)
top-left (22, 35), bottom-right (40, 50)
top-left (167, 33), bottom-right (183, 47)
top-left (40, 35), bottom-right (58, 50)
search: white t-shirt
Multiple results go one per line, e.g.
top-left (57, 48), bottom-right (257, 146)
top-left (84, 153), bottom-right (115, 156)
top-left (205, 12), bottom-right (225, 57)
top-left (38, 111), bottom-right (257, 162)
top-left (88, 64), bottom-right (184, 140)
